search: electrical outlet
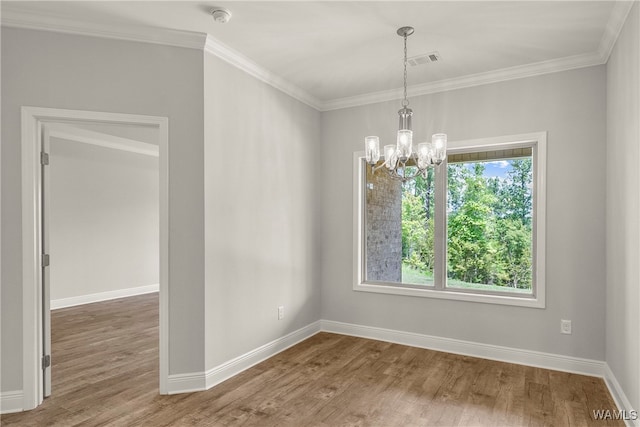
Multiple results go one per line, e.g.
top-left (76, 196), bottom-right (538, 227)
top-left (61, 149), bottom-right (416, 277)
top-left (561, 319), bottom-right (572, 335)
top-left (278, 306), bottom-right (284, 320)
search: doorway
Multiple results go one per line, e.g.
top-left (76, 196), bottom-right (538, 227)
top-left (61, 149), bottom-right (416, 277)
top-left (21, 107), bottom-right (169, 410)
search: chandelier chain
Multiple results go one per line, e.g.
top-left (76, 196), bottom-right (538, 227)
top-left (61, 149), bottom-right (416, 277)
top-left (402, 34), bottom-right (409, 107)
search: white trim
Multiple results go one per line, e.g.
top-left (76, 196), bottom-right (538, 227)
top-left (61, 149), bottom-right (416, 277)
top-left (167, 318), bottom-right (615, 397)
top-left (204, 321), bottom-right (321, 390)
top-left (166, 321), bottom-right (321, 395)
top-left (121, 317), bottom-right (635, 417)
top-left (203, 35), bottom-right (322, 111)
top-left (354, 132), bottom-right (547, 309)
top-left (21, 107), bottom-right (170, 411)
top-left (604, 364), bottom-right (640, 427)
top-left (0, 11), bottom-right (322, 110)
top-left (158, 111), bottom-right (170, 396)
top-left (0, 8), bottom-right (206, 50)
top-left (353, 283), bottom-right (544, 309)
top-left (51, 284), bottom-right (159, 310)
top-left (166, 372), bottom-right (206, 395)
top-left (0, 391), bottom-right (24, 414)
top-left (322, 52), bottom-right (603, 111)
top-left (352, 153), bottom-right (366, 293)
top-left (10, 313), bottom-right (630, 418)
top-left (598, 1), bottom-right (636, 63)
top-left (2, 2), bottom-right (633, 113)
top-left (48, 124), bottom-right (159, 157)
top-left (21, 107), bottom-right (41, 411)
top-left (321, 320), bottom-right (605, 378)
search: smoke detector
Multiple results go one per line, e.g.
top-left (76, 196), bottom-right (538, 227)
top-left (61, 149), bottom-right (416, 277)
top-left (211, 8), bottom-right (232, 24)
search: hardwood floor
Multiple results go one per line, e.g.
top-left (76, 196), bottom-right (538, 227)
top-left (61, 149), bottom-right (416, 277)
top-left (2, 293), bottom-right (622, 426)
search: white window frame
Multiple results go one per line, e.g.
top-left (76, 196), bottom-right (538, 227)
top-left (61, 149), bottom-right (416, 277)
top-left (353, 132), bottom-right (546, 308)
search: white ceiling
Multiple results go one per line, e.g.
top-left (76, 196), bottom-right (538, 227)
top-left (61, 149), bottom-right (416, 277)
top-left (1, 1), bottom-right (633, 110)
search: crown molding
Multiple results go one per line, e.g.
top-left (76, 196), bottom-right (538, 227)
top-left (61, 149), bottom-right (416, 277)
top-left (204, 35), bottom-right (322, 111)
top-left (597, 0), bottom-right (635, 62)
top-left (320, 50), bottom-right (605, 111)
top-left (0, 8), bottom-right (206, 50)
top-left (0, 6), bottom-right (322, 110)
top-left (1, 6), bottom-right (321, 109)
top-left (316, 0), bottom-right (637, 111)
top-left (2, 1), bottom-right (634, 113)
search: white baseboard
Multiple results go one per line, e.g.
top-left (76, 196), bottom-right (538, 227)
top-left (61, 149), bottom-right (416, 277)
top-left (10, 312), bottom-right (637, 422)
top-left (604, 363), bottom-right (639, 427)
top-left (51, 284), bottom-right (159, 310)
top-left (0, 390), bottom-right (24, 414)
top-left (151, 316), bottom-right (640, 426)
top-left (320, 320), bottom-right (606, 377)
top-left (204, 321), bottom-right (321, 389)
top-left (165, 371), bottom-right (205, 395)
top-left (166, 321), bottom-right (321, 395)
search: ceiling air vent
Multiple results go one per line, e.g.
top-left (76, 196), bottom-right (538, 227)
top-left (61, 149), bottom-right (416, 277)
top-left (407, 52), bottom-right (441, 66)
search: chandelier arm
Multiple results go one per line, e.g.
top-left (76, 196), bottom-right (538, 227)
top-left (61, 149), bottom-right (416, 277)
top-left (384, 166), bottom-right (405, 181)
top-left (400, 168), bottom-right (428, 181)
top-left (371, 163), bottom-right (389, 174)
top-left (382, 167), bottom-right (397, 180)
top-left (380, 164), bottom-right (430, 183)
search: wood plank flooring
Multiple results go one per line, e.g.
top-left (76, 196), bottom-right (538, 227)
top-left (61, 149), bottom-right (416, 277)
top-left (2, 293), bottom-right (622, 426)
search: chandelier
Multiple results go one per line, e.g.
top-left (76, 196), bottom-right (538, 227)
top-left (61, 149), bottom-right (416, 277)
top-left (364, 26), bottom-right (447, 182)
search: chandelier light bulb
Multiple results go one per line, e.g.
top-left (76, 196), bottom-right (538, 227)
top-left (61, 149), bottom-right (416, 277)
top-left (431, 133), bottom-right (447, 165)
top-left (432, 133), bottom-right (446, 149)
top-left (396, 130), bottom-right (413, 161)
top-left (384, 145), bottom-right (397, 169)
top-left (365, 136), bottom-right (380, 165)
top-left (417, 142), bottom-right (432, 169)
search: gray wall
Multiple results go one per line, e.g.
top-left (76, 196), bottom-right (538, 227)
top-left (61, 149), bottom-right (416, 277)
top-left (320, 66), bottom-right (607, 360)
top-left (2, 14), bottom-right (634, 405)
top-left (1, 27), bottom-right (206, 392)
top-left (203, 53), bottom-right (322, 368)
top-left (49, 137), bottom-right (159, 301)
top-left (606, 2), bottom-right (639, 412)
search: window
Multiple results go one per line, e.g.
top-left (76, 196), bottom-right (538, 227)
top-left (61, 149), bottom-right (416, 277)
top-left (353, 132), bottom-right (546, 308)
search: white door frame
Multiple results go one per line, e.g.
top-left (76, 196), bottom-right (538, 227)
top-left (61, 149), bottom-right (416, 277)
top-left (21, 106), bottom-right (170, 410)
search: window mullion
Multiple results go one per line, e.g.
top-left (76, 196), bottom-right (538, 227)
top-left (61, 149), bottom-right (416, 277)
top-left (434, 159), bottom-right (447, 290)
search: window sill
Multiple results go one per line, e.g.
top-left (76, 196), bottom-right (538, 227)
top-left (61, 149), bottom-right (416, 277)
top-left (354, 282), bottom-right (545, 308)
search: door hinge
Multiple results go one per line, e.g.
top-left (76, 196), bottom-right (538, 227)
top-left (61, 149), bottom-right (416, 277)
top-left (40, 152), bottom-right (50, 166)
top-left (42, 354), bottom-right (51, 369)
top-left (42, 254), bottom-right (50, 267)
